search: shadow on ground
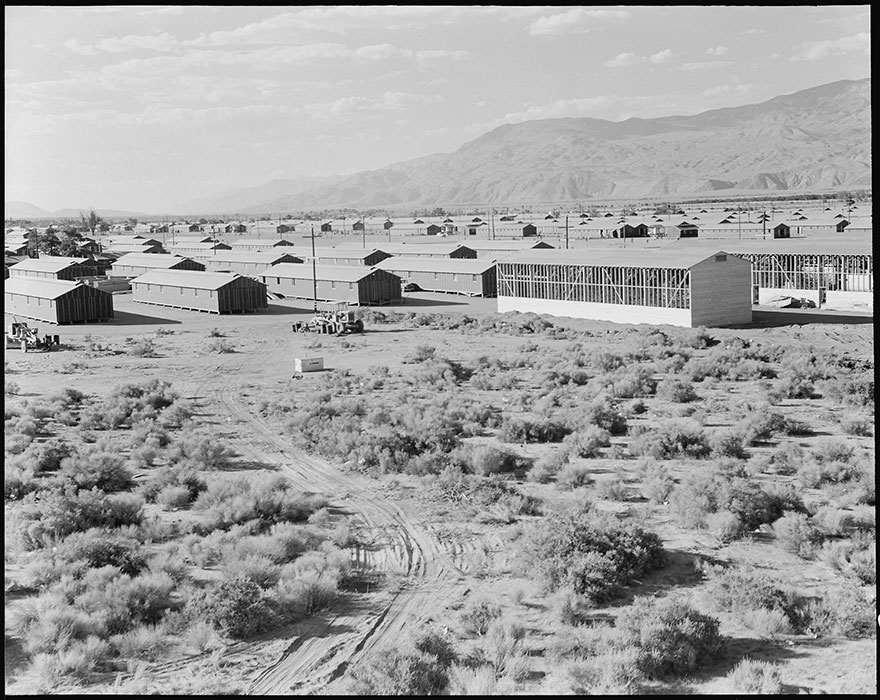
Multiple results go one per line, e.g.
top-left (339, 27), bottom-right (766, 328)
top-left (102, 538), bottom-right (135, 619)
top-left (745, 308), bottom-right (873, 328)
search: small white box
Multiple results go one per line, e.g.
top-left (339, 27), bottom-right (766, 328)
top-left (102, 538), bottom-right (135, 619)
top-left (295, 357), bottom-right (324, 373)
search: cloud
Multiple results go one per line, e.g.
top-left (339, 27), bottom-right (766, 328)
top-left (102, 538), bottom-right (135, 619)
top-left (529, 7), bottom-right (629, 35)
top-left (701, 83), bottom-right (756, 98)
top-left (682, 61), bottom-right (734, 71)
top-left (605, 52), bottom-right (642, 68)
top-left (790, 32), bottom-right (870, 61)
top-left (649, 49), bottom-right (673, 64)
top-left (303, 91), bottom-right (442, 119)
top-left (706, 46), bottom-right (729, 56)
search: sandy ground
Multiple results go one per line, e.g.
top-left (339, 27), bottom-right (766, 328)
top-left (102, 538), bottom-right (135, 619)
top-left (4, 291), bottom-right (875, 695)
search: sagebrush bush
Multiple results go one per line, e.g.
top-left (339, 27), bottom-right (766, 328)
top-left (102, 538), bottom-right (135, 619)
top-left (772, 512), bottom-right (821, 559)
top-left (614, 596), bottom-right (722, 679)
top-left (728, 658), bottom-right (784, 694)
top-left (629, 419), bottom-right (710, 460)
top-left (59, 446), bottom-right (134, 492)
top-left (459, 598), bottom-right (502, 636)
top-left (563, 426), bottom-right (611, 458)
top-left (656, 378), bottom-right (698, 403)
top-left (344, 630), bottom-right (454, 695)
top-left (185, 575), bottom-right (274, 638)
top-left (9, 488), bottom-right (145, 551)
top-left (706, 510), bottom-right (745, 544)
top-left (566, 648), bottom-right (644, 695)
top-left (639, 460), bottom-right (675, 504)
top-left (528, 449), bottom-right (569, 484)
top-left (555, 463), bottom-right (595, 491)
top-left (517, 509), bottom-right (664, 603)
top-left (803, 583), bottom-right (875, 639)
top-left (467, 443), bottom-right (524, 476)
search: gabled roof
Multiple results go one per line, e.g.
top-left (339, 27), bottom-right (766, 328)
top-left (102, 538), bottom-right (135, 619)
top-left (497, 247), bottom-right (737, 269)
top-left (5, 277), bottom-right (94, 299)
top-left (662, 237), bottom-right (872, 256)
top-left (379, 243), bottom-right (475, 256)
top-left (9, 257), bottom-right (89, 273)
top-left (260, 262), bottom-right (390, 282)
top-left (202, 250), bottom-right (302, 264)
top-left (111, 253), bottom-right (198, 269)
top-left (228, 238), bottom-right (295, 247)
top-left (375, 258), bottom-right (496, 274)
top-left (131, 269), bottom-right (256, 290)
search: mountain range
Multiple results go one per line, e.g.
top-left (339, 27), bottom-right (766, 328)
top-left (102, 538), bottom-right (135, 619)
top-left (5, 78), bottom-right (870, 219)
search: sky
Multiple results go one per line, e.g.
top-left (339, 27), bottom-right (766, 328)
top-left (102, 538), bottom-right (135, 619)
top-left (4, 5), bottom-right (871, 214)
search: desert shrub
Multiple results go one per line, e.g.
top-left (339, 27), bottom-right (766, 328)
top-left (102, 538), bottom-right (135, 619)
top-left (552, 586), bottom-right (592, 626)
top-left (479, 618), bottom-right (527, 678)
top-left (703, 564), bottom-right (807, 633)
top-left (839, 413), bottom-right (873, 437)
top-left (566, 647), bottom-right (644, 695)
top-left (636, 459), bottom-right (673, 505)
top-left (467, 443), bottom-right (524, 476)
top-left (156, 485), bottom-right (194, 511)
top-left (517, 509), bottom-right (664, 603)
top-left (345, 645), bottom-right (450, 696)
top-left (629, 419), bottom-right (710, 460)
top-left (734, 409), bottom-right (787, 446)
top-left (528, 449), bottom-right (569, 483)
top-left (53, 527), bottom-right (148, 577)
top-left (205, 339), bottom-right (235, 354)
top-left (766, 442), bottom-right (804, 475)
top-left (584, 395), bottom-right (629, 435)
top-left (448, 664), bottom-right (504, 695)
top-left (167, 432), bottom-right (236, 471)
top-left (555, 463), bottom-right (595, 491)
top-left (706, 510), bottom-right (745, 544)
top-left (20, 438), bottom-right (76, 474)
top-left (460, 599), bottom-right (502, 637)
top-left (219, 553), bottom-right (281, 589)
top-left (192, 475), bottom-right (326, 533)
top-left (614, 596), bottom-right (722, 679)
top-left (563, 426), bottom-right (611, 458)
top-left (139, 464), bottom-right (206, 506)
top-left (597, 365), bottom-right (658, 399)
top-left (185, 576), bottom-right (274, 638)
top-left (802, 584), bottom-right (875, 639)
top-left (127, 339), bottom-right (157, 358)
top-left (9, 489), bottom-right (145, 551)
top-left (819, 534), bottom-right (876, 585)
top-left (597, 475), bottom-right (630, 502)
top-left (498, 415), bottom-right (571, 443)
top-left (669, 469), bottom-right (726, 528)
top-left (728, 658), bottom-right (783, 694)
top-left (6, 380), bottom-right (22, 395)
top-left (58, 446), bottom-right (134, 492)
top-left (404, 344), bottom-right (436, 363)
top-left (772, 512), bottom-right (821, 559)
top-left (110, 624), bottom-right (173, 661)
top-left (270, 549), bottom-right (347, 619)
top-left (428, 467), bottom-right (540, 516)
top-left (59, 568), bottom-right (177, 636)
top-left (656, 378), bottom-right (698, 403)
top-left (709, 429), bottom-right (748, 458)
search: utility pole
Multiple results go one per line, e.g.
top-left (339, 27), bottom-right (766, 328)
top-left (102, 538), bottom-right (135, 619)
top-left (310, 224), bottom-right (318, 313)
top-left (762, 209), bottom-right (767, 240)
top-left (565, 215), bottom-right (569, 250)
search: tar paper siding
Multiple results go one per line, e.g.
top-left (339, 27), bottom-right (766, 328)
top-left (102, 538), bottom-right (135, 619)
top-left (131, 277), bottom-right (268, 314)
top-left (688, 254), bottom-right (753, 327)
top-left (5, 283), bottom-right (114, 324)
top-left (202, 253), bottom-right (303, 277)
top-left (261, 268), bottom-right (401, 305)
top-left (112, 258), bottom-right (205, 277)
top-left (309, 250), bottom-right (391, 266)
top-left (8, 262), bottom-right (94, 281)
top-left (378, 261), bottom-right (497, 297)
